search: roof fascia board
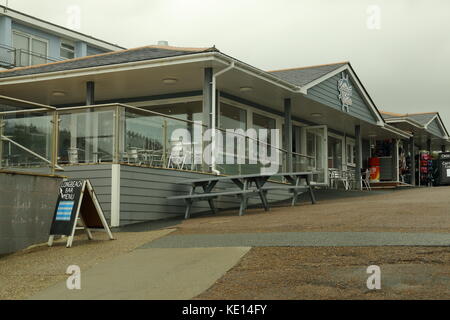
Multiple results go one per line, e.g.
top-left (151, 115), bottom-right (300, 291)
top-left (2, 7), bottom-right (123, 51)
top-left (385, 118), bottom-right (424, 129)
top-left (213, 52), bottom-right (300, 92)
top-left (383, 124), bottom-right (412, 139)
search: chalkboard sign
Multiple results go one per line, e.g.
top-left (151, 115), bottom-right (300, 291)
top-left (50, 180), bottom-right (84, 236)
top-left (48, 179), bottom-right (114, 248)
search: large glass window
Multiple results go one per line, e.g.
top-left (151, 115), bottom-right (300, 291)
top-left (328, 136), bottom-right (343, 169)
top-left (253, 112), bottom-right (276, 147)
top-left (220, 103), bottom-right (246, 130)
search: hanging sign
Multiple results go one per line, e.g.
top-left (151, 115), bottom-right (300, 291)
top-left (48, 179), bottom-right (114, 248)
top-left (338, 72), bottom-right (353, 113)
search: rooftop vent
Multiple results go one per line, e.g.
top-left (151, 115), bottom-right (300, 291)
top-left (157, 40), bottom-right (169, 46)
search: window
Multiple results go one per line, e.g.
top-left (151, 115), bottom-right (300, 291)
top-left (220, 103), bottom-right (247, 130)
top-left (12, 31), bottom-right (48, 67)
top-left (347, 141), bottom-right (356, 166)
top-left (60, 42), bottom-right (75, 60)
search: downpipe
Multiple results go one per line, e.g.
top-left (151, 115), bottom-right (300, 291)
top-left (211, 61), bottom-right (235, 175)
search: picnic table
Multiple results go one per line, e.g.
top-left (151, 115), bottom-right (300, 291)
top-left (167, 172), bottom-right (317, 219)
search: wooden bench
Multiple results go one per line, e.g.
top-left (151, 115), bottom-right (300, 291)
top-left (168, 189), bottom-right (259, 219)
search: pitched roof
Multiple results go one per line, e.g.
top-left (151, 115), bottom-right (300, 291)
top-left (0, 45), bottom-right (216, 79)
top-left (381, 111), bottom-right (438, 125)
top-left (268, 62), bottom-right (348, 87)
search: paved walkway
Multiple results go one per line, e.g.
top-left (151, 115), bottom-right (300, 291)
top-left (141, 232), bottom-right (450, 248)
top-left (30, 247), bottom-right (250, 300)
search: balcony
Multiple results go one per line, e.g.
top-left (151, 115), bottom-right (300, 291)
top-left (0, 43), bottom-right (63, 69)
top-left (0, 100), bottom-right (312, 178)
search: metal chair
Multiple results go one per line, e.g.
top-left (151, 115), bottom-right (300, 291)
top-left (362, 169), bottom-right (372, 191)
top-left (167, 141), bottom-right (188, 170)
top-left (329, 169), bottom-right (350, 190)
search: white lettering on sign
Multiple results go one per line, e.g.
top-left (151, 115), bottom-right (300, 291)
top-left (61, 180), bottom-right (83, 188)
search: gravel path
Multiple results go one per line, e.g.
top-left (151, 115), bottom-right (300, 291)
top-left (196, 247), bottom-right (450, 300)
top-left (173, 187), bottom-right (450, 235)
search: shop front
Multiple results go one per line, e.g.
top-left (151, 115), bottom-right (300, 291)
top-left (0, 46), bottom-right (426, 225)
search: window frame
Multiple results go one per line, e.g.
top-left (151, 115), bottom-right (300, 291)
top-left (60, 40), bottom-right (76, 60)
top-left (346, 138), bottom-right (356, 167)
top-left (12, 30), bottom-right (49, 66)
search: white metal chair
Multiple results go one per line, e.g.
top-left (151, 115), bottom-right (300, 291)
top-left (329, 169), bottom-right (350, 190)
top-left (126, 148), bottom-right (141, 165)
top-left (168, 141), bottom-right (188, 170)
top-left (362, 169), bottom-right (372, 191)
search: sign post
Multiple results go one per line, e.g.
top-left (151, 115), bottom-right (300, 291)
top-left (48, 179), bottom-right (114, 248)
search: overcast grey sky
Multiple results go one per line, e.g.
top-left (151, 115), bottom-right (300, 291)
top-left (5, 0), bottom-right (450, 124)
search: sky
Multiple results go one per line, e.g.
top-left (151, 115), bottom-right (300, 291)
top-left (4, 0), bottom-right (450, 124)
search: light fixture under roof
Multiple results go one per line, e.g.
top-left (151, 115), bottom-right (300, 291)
top-left (162, 78), bottom-right (178, 85)
top-left (310, 113), bottom-right (323, 118)
top-left (240, 87), bottom-right (253, 92)
top-left (52, 91), bottom-right (66, 97)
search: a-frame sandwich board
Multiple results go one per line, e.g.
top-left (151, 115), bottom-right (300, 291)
top-left (48, 179), bottom-right (114, 248)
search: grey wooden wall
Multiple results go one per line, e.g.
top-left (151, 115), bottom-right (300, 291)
top-left (63, 164), bottom-right (112, 221)
top-left (63, 164), bottom-right (295, 226)
top-left (119, 165), bottom-right (291, 225)
top-left (427, 118), bottom-right (446, 139)
top-left (307, 71), bottom-right (378, 125)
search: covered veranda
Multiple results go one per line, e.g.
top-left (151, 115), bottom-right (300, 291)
top-left (0, 46), bottom-right (414, 225)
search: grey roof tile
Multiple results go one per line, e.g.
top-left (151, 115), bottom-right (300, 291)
top-left (0, 46), bottom-right (214, 79)
top-left (268, 63), bottom-right (347, 87)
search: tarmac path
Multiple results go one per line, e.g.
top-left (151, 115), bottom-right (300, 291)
top-left (141, 231), bottom-right (450, 248)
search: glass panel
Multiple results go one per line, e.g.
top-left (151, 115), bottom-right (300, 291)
top-left (305, 126), bottom-right (327, 184)
top-left (61, 43), bottom-right (75, 59)
top-left (122, 106), bottom-right (203, 172)
top-left (219, 103), bottom-right (247, 175)
top-left (58, 108), bottom-right (115, 164)
top-left (1, 111), bottom-right (52, 168)
top-left (328, 136), bottom-right (343, 169)
top-left (13, 33), bottom-right (30, 67)
top-left (220, 103), bottom-right (246, 130)
top-left (31, 39), bottom-right (47, 65)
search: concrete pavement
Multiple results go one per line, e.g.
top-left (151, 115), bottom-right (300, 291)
top-left (30, 247), bottom-right (250, 300)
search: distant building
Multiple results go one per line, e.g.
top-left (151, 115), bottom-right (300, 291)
top-left (0, 5), bottom-right (125, 69)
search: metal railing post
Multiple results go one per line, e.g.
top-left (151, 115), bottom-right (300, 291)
top-left (163, 120), bottom-right (168, 168)
top-left (0, 116), bottom-right (4, 169)
top-left (50, 111), bottom-right (59, 175)
top-left (113, 105), bottom-right (121, 163)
